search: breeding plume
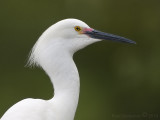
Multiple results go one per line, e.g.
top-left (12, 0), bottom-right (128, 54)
top-left (1, 19), bottom-right (135, 120)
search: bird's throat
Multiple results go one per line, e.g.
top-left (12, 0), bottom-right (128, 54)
top-left (42, 50), bottom-right (80, 120)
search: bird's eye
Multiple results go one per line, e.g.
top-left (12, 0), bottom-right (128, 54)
top-left (74, 26), bottom-right (81, 32)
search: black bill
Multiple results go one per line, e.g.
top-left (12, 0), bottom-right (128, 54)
top-left (85, 29), bottom-right (136, 44)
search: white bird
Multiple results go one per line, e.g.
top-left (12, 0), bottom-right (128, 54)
top-left (1, 19), bottom-right (135, 120)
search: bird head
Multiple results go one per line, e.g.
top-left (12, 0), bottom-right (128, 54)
top-left (27, 19), bottom-right (135, 67)
top-left (44, 19), bottom-right (135, 51)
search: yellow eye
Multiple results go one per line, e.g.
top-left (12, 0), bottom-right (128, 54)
top-left (74, 26), bottom-right (81, 32)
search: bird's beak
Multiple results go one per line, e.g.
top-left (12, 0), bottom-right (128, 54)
top-left (83, 28), bottom-right (136, 44)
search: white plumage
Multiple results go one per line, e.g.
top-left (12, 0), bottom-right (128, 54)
top-left (1, 18), bottom-right (135, 120)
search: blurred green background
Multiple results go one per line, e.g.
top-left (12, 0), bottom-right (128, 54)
top-left (0, 0), bottom-right (160, 120)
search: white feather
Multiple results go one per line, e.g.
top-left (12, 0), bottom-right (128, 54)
top-left (1, 19), bottom-right (99, 120)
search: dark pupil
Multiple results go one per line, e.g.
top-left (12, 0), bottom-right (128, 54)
top-left (76, 27), bottom-right (80, 31)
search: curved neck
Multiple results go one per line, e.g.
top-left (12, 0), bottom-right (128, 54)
top-left (41, 48), bottom-right (80, 120)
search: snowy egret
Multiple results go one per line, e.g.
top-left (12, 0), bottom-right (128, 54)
top-left (1, 19), bottom-right (135, 120)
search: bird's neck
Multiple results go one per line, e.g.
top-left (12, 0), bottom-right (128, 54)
top-left (41, 47), bottom-right (80, 120)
